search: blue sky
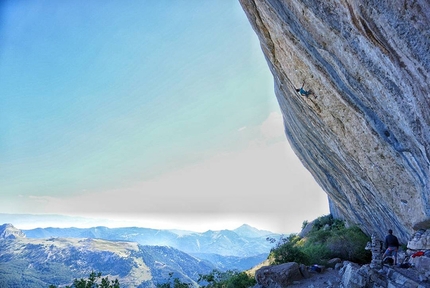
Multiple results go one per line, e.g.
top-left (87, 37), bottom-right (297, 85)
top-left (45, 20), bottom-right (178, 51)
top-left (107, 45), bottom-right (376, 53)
top-left (0, 1), bottom-right (328, 233)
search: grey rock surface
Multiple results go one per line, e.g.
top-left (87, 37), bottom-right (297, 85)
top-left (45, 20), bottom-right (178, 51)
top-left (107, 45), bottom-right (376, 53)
top-left (239, 0), bottom-right (430, 243)
top-left (254, 262), bottom-right (306, 287)
top-left (408, 229), bottom-right (430, 250)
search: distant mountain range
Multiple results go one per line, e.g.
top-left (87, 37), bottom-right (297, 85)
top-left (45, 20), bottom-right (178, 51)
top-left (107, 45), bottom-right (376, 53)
top-left (0, 223), bottom-right (280, 287)
top-left (22, 223), bottom-right (277, 257)
top-left (0, 224), bottom-right (213, 287)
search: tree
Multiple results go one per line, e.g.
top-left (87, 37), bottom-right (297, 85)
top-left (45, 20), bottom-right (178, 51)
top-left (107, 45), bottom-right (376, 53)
top-left (198, 269), bottom-right (255, 288)
top-left (156, 272), bottom-right (192, 288)
top-left (271, 234), bottom-right (309, 265)
top-left (156, 269), bottom-right (256, 288)
top-left (49, 271), bottom-right (120, 288)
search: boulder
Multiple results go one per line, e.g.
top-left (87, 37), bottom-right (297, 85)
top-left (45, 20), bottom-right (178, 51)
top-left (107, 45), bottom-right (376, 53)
top-left (410, 255), bottom-right (430, 277)
top-left (340, 262), bottom-right (368, 288)
top-left (385, 267), bottom-right (426, 287)
top-left (254, 262), bottom-right (306, 287)
top-left (298, 221), bottom-right (314, 238)
top-left (408, 229), bottom-right (430, 250)
top-left (327, 258), bottom-right (342, 268)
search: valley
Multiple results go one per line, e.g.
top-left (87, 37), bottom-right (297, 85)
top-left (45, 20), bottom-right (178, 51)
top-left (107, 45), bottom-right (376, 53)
top-left (0, 223), bottom-right (278, 287)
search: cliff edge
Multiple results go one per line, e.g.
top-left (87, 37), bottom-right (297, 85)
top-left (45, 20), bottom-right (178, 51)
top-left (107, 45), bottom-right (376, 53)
top-left (239, 0), bottom-right (430, 243)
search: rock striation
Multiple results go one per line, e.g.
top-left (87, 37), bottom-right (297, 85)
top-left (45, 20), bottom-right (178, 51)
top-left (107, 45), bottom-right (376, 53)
top-left (239, 0), bottom-right (430, 243)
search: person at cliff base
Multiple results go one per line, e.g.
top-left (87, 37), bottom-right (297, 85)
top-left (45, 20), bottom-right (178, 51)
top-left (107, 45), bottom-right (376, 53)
top-left (382, 229), bottom-right (400, 265)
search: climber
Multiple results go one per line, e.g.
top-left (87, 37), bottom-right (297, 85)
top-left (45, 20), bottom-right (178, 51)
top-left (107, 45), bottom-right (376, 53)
top-left (382, 229), bottom-right (400, 265)
top-left (295, 81), bottom-right (314, 98)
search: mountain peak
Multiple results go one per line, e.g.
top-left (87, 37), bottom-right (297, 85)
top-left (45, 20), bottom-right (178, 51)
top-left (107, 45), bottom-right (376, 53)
top-left (237, 224), bottom-right (253, 229)
top-left (233, 224), bottom-right (273, 237)
top-left (0, 223), bottom-right (26, 239)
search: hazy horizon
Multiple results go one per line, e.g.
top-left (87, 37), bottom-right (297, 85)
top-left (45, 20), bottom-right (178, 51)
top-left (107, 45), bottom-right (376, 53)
top-left (0, 213), bottom-right (281, 234)
top-left (1, 0), bottom-right (329, 234)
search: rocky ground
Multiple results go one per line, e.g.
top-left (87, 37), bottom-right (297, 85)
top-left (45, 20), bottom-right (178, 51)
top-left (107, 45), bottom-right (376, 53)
top-left (289, 268), bottom-right (341, 288)
top-left (288, 264), bottom-right (428, 288)
top-left (388, 264), bottom-right (426, 286)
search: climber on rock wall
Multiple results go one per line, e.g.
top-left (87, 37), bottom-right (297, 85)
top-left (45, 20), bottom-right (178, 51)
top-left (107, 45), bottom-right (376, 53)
top-left (295, 81), bottom-right (316, 98)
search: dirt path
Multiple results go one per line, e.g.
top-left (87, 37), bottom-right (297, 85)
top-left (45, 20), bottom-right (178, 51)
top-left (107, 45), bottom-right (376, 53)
top-left (290, 268), bottom-right (341, 287)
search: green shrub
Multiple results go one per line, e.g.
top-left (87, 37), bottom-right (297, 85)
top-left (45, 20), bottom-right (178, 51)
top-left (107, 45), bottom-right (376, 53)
top-left (156, 272), bottom-right (192, 288)
top-left (49, 271), bottom-right (120, 288)
top-left (269, 215), bottom-right (371, 266)
top-left (307, 229), bottom-right (332, 244)
top-left (326, 226), bottom-right (371, 264)
top-left (224, 272), bottom-right (256, 288)
top-left (311, 214), bottom-right (344, 232)
top-left (301, 242), bottom-right (330, 265)
top-left (197, 269), bottom-right (255, 288)
top-left (270, 234), bottom-right (309, 265)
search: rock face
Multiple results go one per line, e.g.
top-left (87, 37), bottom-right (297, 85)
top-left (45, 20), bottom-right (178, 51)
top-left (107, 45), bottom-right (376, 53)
top-left (239, 0), bottom-right (430, 243)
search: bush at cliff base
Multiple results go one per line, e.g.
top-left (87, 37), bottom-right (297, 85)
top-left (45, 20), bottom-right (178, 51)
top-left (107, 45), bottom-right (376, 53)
top-left (270, 215), bottom-right (371, 266)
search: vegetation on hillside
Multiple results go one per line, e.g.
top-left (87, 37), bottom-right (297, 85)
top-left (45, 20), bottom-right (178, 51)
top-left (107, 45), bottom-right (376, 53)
top-left (49, 271), bottom-right (120, 288)
top-left (48, 270), bottom-right (256, 288)
top-left (196, 269), bottom-right (256, 288)
top-left (155, 270), bottom-right (256, 288)
top-left (268, 214), bottom-right (371, 266)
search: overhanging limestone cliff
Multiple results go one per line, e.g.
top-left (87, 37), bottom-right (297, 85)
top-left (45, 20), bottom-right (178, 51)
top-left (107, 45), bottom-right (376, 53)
top-left (239, 0), bottom-right (430, 243)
